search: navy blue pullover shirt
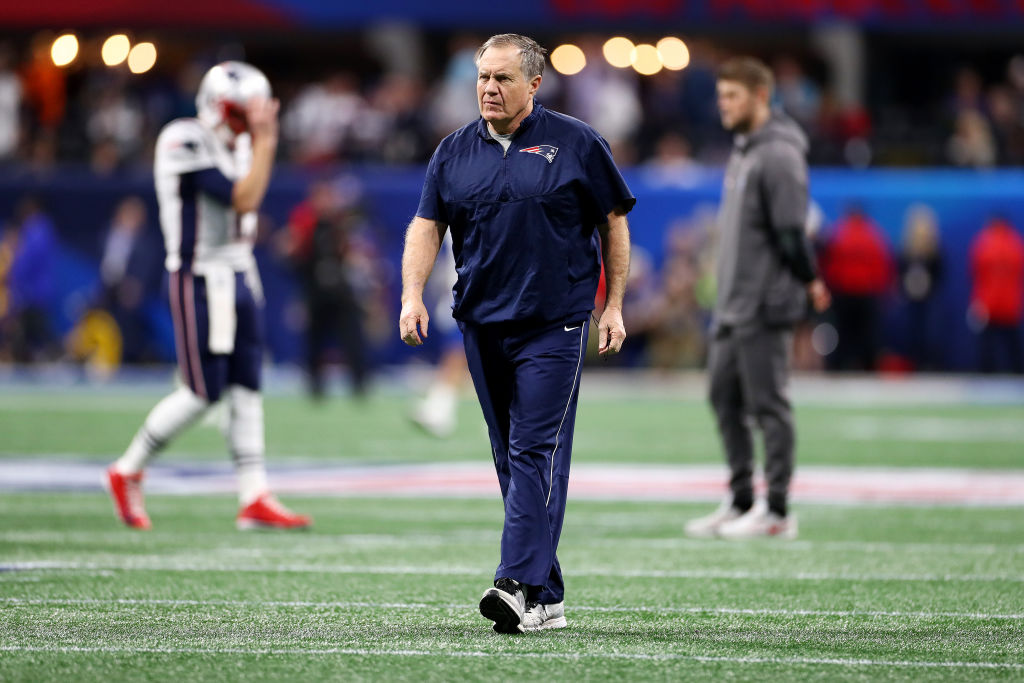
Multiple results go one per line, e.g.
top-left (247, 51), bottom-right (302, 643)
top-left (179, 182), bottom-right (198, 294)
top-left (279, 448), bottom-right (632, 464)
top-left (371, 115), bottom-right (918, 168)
top-left (416, 102), bottom-right (636, 325)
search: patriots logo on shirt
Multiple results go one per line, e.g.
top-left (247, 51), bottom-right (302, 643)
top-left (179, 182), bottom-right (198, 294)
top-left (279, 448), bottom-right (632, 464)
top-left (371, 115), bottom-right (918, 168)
top-left (520, 145), bottom-right (558, 163)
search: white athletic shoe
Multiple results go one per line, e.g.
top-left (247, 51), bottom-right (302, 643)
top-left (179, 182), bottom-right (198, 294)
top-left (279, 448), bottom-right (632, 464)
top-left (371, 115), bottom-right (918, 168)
top-left (522, 601), bottom-right (567, 631)
top-left (409, 402), bottom-right (456, 439)
top-left (684, 500), bottom-right (744, 538)
top-left (479, 578), bottom-right (526, 634)
top-left (716, 500), bottom-right (798, 540)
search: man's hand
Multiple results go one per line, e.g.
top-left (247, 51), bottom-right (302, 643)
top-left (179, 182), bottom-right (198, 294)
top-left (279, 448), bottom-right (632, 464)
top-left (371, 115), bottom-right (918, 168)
top-left (246, 97), bottom-right (280, 143)
top-left (807, 278), bottom-right (831, 312)
top-left (399, 298), bottom-right (430, 347)
top-left (597, 306), bottom-right (626, 355)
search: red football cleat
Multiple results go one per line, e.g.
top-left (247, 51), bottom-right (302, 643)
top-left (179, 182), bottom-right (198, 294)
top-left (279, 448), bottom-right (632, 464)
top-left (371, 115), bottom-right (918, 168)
top-left (106, 467), bottom-right (152, 530)
top-left (236, 493), bottom-right (312, 531)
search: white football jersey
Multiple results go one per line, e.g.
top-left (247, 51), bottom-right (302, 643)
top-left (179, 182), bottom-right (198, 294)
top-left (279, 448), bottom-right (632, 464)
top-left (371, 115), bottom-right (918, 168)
top-left (154, 117), bottom-right (258, 273)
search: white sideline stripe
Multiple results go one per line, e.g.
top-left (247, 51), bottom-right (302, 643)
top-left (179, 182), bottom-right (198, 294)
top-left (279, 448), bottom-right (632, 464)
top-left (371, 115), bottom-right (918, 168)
top-left (4, 597), bottom-right (1022, 621)
top-left (5, 561), bottom-right (1024, 583)
top-left (4, 460), bottom-right (1024, 506)
top-left (0, 644), bottom-right (1020, 670)
top-left (2, 530), bottom-right (1022, 555)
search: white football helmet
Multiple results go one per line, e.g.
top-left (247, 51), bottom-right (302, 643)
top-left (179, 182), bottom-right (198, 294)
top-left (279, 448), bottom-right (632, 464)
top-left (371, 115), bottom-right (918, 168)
top-left (195, 61), bottom-right (271, 143)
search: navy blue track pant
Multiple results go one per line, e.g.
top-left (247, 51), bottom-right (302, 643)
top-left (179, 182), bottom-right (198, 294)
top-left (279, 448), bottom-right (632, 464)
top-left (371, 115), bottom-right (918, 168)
top-left (461, 316), bottom-right (589, 604)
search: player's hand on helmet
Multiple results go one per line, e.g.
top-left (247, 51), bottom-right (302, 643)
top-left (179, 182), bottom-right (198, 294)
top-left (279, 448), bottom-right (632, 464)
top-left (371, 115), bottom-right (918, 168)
top-left (246, 97), bottom-right (280, 143)
top-left (399, 298), bottom-right (430, 347)
top-left (598, 306), bottom-right (626, 356)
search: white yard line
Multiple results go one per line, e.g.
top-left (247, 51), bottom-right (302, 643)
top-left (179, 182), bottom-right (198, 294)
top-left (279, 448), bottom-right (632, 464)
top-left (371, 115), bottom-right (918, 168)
top-left (3, 530), bottom-right (1022, 555)
top-left (3, 560), bottom-right (1023, 583)
top-left (3, 597), bottom-right (1022, 621)
top-left (0, 644), bottom-right (1019, 670)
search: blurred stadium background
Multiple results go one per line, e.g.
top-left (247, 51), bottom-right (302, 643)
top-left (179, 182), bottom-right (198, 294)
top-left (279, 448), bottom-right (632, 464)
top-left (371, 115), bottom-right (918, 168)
top-left (1, 2), bottom-right (1023, 680)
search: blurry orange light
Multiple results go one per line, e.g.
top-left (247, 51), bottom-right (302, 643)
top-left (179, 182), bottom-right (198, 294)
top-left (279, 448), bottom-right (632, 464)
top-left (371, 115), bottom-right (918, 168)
top-left (657, 37), bottom-right (690, 71)
top-left (51, 34), bottom-right (78, 67)
top-left (551, 44), bottom-right (586, 76)
top-left (603, 37), bottom-right (635, 69)
top-left (127, 42), bottom-right (156, 74)
top-left (630, 44), bottom-right (662, 76)
top-left (102, 35), bottom-right (131, 67)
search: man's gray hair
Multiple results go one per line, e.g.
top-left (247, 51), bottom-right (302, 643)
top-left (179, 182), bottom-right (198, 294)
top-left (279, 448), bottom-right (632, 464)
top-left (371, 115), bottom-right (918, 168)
top-left (475, 34), bottom-right (547, 80)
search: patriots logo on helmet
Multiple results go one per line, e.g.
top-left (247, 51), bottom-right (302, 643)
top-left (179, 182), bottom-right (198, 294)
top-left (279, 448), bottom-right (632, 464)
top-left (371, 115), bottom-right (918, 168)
top-left (520, 145), bottom-right (558, 163)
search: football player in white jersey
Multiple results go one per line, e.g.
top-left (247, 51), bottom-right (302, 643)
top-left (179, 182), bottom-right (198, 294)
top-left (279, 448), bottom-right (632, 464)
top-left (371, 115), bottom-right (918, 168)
top-left (106, 61), bottom-right (311, 530)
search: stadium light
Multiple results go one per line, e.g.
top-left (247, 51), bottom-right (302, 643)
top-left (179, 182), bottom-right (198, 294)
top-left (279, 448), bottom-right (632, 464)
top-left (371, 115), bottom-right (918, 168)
top-left (50, 34), bottom-right (78, 67)
top-left (102, 34), bottom-right (131, 67)
top-left (551, 44), bottom-right (586, 76)
top-left (630, 44), bottom-right (662, 76)
top-left (602, 37), bottom-right (634, 69)
top-left (657, 37), bottom-right (690, 71)
top-left (127, 42), bottom-right (157, 74)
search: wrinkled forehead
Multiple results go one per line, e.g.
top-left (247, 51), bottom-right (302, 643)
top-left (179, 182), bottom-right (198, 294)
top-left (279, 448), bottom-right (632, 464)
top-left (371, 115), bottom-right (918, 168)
top-left (477, 46), bottom-right (524, 77)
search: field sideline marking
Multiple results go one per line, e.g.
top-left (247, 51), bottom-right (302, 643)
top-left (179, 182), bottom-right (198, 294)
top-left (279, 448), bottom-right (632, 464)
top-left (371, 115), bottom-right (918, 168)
top-left (3, 530), bottom-right (1022, 556)
top-left (0, 644), bottom-right (1020, 670)
top-left (4, 561), bottom-right (1024, 583)
top-left (3, 597), bottom-right (1021, 621)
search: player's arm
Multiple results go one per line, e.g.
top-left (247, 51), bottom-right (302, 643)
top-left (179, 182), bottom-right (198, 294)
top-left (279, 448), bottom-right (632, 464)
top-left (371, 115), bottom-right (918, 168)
top-left (596, 207), bottom-right (631, 355)
top-left (763, 144), bottom-right (830, 312)
top-left (232, 98), bottom-right (280, 214)
top-left (399, 216), bottom-right (447, 346)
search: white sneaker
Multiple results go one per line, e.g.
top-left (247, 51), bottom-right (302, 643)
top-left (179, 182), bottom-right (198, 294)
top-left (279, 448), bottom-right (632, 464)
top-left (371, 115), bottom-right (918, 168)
top-left (716, 500), bottom-right (798, 540)
top-left (479, 578), bottom-right (526, 633)
top-left (522, 601), bottom-right (567, 631)
top-left (409, 402), bottom-right (456, 439)
top-left (684, 500), bottom-right (744, 538)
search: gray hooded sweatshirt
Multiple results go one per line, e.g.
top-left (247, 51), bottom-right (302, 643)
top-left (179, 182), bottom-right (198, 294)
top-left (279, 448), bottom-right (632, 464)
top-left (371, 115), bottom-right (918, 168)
top-left (714, 112), bottom-right (814, 334)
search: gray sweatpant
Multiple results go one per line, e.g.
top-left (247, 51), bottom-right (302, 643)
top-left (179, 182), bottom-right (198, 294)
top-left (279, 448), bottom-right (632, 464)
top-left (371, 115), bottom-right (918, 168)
top-left (707, 323), bottom-right (795, 511)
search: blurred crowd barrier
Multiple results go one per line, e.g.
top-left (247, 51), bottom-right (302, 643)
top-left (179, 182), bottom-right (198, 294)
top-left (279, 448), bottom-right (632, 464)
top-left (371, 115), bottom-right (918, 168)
top-left (1, 165), bottom-right (1023, 375)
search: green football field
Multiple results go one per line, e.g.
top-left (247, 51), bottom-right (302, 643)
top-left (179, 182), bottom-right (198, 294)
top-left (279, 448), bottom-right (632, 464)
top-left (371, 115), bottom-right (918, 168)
top-left (1, 377), bottom-right (1022, 680)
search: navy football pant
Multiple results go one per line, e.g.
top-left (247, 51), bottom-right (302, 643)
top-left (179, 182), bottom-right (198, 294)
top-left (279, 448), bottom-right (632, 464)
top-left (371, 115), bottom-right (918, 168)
top-left (168, 270), bottom-right (263, 403)
top-left (462, 317), bottom-right (588, 604)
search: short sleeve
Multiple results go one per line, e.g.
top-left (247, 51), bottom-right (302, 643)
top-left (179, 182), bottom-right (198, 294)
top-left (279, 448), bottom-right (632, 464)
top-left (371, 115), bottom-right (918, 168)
top-left (415, 148), bottom-right (447, 224)
top-left (583, 135), bottom-right (636, 221)
top-left (188, 167), bottom-right (234, 205)
top-left (761, 143), bottom-right (808, 233)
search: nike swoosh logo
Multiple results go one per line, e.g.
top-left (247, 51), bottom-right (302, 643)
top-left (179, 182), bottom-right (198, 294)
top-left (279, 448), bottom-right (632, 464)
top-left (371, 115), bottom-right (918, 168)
top-left (564, 325), bottom-right (581, 332)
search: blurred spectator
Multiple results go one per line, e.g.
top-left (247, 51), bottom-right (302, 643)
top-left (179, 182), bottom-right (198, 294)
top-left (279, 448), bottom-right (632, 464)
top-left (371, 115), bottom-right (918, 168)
top-left (283, 179), bottom-right (373, 398)
top-left (773, 56), bottom-right (821, 131)
top-left (86, 85), bottom-right (145, 172)
top-left (968, 216), bottom-right (1024, 374)
top-left (563, 37), bottom-right (642, 158)
top-left (1, 197), bottom-right (58, 362)
top-left (0, 43), bottom-right (22, 162)
top-left (354, 73), bottom-right (434, 163)
top-left (986, 85), bottom-right (1024, 165)
top-left (821, 206), bottom-right (893, 371)
top-left (429, 34), bottom-right (484, 138)
top-left (949, 67), bottom-right (986, 118)
top-left (97, 196), bottom-right (162, 363)
top-left (643, 220), bottom-right (709, 369)
top-left (283, 73), bottom-right (366, 165)
top-left (20, 33), bottom-right (66, 169)
top-left (640, 131), bottom-right (702, 188)
top-left (898, 204), bottom-right (944, 371)
top-left (947, 109), bottom-right (997, 168)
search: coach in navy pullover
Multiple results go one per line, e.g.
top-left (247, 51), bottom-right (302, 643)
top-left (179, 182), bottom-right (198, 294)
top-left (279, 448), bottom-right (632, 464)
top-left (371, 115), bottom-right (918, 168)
top-left (399, 34), bottom-right (633, 634)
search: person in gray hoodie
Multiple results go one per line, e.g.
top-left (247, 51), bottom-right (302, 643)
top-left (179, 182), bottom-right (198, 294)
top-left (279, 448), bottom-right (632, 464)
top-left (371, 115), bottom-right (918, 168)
top-left (686, 57), bottom-right (831, 540)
